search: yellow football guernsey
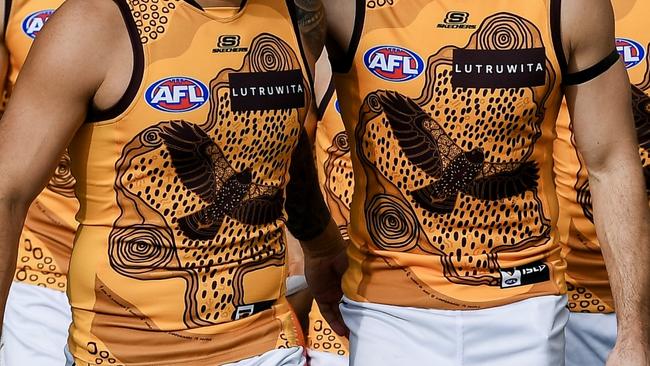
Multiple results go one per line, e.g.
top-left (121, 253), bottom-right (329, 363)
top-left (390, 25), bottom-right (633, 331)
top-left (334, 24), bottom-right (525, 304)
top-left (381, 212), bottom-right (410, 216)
top-left (4, 0), bottom-right (75, 292)
top-left (309, 78), bottom-right (350, 356)
top-left (334, 0), bottom-right (569, 310)
top-left (554, 0), bottom-right (650, 314)
top-left (66, 0), bottom-right (311, 364)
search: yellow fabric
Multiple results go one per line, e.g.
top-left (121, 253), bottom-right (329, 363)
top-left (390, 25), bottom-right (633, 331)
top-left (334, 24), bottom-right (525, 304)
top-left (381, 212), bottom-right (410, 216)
top-left (315, 86), bottom-right (353, 240)
top-left (66, 0), bottom-right (310, 364)
top-left (309, 83), bottom-right (351, 356)
top-left (554, 0), bottom-right (650, 314)
top-left (335, 0), bottom-right (566, 310)
top-left (5, 0), bottom-right (76, 292)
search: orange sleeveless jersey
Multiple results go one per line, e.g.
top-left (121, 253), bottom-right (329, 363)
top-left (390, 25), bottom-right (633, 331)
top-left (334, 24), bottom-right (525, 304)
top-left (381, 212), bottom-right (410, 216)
top-left (554, 0), bottom-right (650, 314)
top-left (334, 0), bottom-right (568, 310)
top-left (309, 79), bottom-right (350, 356)
top-left (66, 1), bottom-right (311, 364)
top-left (4, 0), bottom-right (76, 292)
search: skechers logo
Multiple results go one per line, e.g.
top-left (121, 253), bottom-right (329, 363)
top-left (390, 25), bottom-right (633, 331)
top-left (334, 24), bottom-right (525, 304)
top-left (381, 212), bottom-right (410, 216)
top-left (145, 77), bottom-right (209, 113)
top-left (213, 35), bottom-right (248, 53)
top-left (364, 46), bottom-right (424, 82)
top-left (500, 261), bottom-right (550, 289)
top-left (228, 70), bottom-right (305, 112)
top-left (616, 38), bottom-right (645, 69)
top-left (452, 48), bottom-right (546, 88)
top-left (22, 10), bottom-right (55, 39)
top-left (437, 11), bottom-right (476, 30)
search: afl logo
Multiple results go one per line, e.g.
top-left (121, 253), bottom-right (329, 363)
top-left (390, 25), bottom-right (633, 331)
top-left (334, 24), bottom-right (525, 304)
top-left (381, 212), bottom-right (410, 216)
top-left (364, 46), bottom-right (424, 82)
top-left (22, 10), bottom-right (55, 39)
top-left (145, 77), bottom-right (209, 113)
top-left (616, 38), bottom-right (645, 69)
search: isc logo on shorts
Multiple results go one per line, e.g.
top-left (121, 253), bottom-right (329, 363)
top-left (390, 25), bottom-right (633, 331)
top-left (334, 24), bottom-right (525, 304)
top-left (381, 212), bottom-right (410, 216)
top-left (364, 46), bottom-right (424, 82)
top-left (22, 10), bottom-right (55, 39)
top-left (145, 77), bottom-right (209, 113)
top-left (616, 38), bottom-right (645, 69)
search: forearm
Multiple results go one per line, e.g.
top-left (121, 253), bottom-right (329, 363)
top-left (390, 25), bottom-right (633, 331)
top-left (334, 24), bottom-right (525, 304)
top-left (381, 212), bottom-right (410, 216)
top-left (589, 156), bottom-right (650, 341)
top-left (0, 196), bottom-right (28, 327)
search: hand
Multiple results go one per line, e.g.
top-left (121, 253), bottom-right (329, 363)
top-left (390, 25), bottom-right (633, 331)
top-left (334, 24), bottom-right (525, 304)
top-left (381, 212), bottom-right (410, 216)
top-left (303, 239), bottom-right (349, 337)
top-left (606, 338), bottom-right (650, 366)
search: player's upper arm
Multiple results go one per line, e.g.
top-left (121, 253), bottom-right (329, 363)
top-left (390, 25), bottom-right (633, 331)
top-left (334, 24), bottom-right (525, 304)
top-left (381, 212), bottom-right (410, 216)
top-left (0, 0), bottom-right (126, 203)
top-left (561, 0), bottom-right (638, 172)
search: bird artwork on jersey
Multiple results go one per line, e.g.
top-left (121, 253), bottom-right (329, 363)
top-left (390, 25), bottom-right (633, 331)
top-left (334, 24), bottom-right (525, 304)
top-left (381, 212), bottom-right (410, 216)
top-left (576, 47), bottom-right (650, 221)
top-left (108, 33), bottom-right (309, 329)
top-left (357, 13), bottom-right (555, 287)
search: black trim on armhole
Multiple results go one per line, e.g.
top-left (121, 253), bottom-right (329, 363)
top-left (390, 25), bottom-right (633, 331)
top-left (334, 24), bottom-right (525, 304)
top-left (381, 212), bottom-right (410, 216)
top-left (550, 0), bottom-right (568, 78)
top-left (85, 0), bottom-right (145, 123)
top-left (317, 78), bottom-right (335, 120)
top-left (285, 0), bottom-right (316, 102)
top-left (330, 0), bottom-right (365, 74)
top-left (563, 50), bottom-right (620, 86)
top-left (3, 0), bottom-right (13, 39)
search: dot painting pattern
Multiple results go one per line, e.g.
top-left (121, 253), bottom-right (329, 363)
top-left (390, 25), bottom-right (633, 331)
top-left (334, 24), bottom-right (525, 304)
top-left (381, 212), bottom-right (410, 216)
top-left (108, 34), bottom-right (309, 328)
top-left (355, 13), bottom-right (555, 287)
top-left (127, 0), bottom-right (182, 44)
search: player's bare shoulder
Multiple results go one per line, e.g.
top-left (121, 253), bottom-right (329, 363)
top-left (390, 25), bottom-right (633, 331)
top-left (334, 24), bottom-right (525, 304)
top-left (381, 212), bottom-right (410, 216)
top-left (562, 0), bottom-right (615, 70)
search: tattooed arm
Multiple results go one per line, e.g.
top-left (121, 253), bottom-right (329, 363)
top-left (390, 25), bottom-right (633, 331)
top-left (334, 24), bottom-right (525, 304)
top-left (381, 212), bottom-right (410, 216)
top-left (293, 0), bottom-right (326, 69)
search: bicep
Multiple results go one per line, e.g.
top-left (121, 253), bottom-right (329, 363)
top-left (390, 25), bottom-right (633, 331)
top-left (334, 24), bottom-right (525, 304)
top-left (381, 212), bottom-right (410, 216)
top-left (0, 0), bottom-right (113, 202)
top-left (563, 0), bottom-right (637, 169)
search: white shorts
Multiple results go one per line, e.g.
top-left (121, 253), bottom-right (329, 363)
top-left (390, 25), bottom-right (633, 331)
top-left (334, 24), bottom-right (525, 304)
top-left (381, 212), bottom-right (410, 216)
top-left (65, 346), bottom-right (306, 366)
top-left (565, 312), bottom-right (617, 366)
top-left (225, 347), bottom-right (306, 366)
top-left (307, 350), bottom-right (348, 366)
top-left (340, 295), bottom-right (568, 366)
top-left (1, 281), bottom-right (71, 366)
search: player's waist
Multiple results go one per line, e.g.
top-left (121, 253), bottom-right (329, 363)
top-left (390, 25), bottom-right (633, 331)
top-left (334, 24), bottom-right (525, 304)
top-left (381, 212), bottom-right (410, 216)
top-left (68, 300), bottom-right (302, 365)
top-left (343, 241), bottom-right (565, 310)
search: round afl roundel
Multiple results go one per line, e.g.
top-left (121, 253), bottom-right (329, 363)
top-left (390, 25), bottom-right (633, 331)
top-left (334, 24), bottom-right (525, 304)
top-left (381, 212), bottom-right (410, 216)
top-left (145, 77), bottom-right (210, 113)
top-left (364, 45), bottom-right (425, 82)
top-left (616, 38), bottom-right (646, 69)
top-left (22, 10), bottom-right (55, 39)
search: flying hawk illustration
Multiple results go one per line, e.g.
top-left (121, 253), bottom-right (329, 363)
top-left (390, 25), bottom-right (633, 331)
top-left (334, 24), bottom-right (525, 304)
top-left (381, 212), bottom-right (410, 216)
top-left (376, 90), bottom-right (539, 214)
top-left (159, 121), bottom-right (283, 240)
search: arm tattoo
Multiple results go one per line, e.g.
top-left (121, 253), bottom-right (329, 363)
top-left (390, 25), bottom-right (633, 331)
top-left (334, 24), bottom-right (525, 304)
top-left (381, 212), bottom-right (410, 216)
top-left (294, 0), bottom-right (326, 60)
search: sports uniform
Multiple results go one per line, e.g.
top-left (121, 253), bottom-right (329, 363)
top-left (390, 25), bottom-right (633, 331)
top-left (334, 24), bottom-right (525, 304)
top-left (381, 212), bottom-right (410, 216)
top-left (554, 0), bottom-right (650, 364)
top-left (1, 1), bottom-right (74, 364)
top-left (62, 0), bottom-right (312, 364)
top-left (309, 73), bottom-right (350, 366)
top-left (327, 0), bottom-right (619, 364)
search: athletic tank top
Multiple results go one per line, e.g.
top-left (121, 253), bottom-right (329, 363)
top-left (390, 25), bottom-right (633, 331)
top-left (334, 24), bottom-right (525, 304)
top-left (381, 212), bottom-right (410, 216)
top-left (334, 0), bottom-right (567, 310)
top-left (315, 80), bottom-right (354, 240)
top-left (4, 0), bottom-right (76, 293)
top-left (554, 0), bottom-right (650, 314)
top-left (309, 76), bottom-right (351, 357)
top-left (66, 1), bottom-right (310, 364)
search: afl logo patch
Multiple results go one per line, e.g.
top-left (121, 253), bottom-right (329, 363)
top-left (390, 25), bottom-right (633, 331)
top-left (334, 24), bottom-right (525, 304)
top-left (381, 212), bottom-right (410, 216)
top-left (616, 38), bottom-right (645, 69)
top-left (22, 10), bottom-right (55, 39)
top-left (364, 46), bottom-right (424, 82)
top-left (145, 77), bottom-right (209, 113)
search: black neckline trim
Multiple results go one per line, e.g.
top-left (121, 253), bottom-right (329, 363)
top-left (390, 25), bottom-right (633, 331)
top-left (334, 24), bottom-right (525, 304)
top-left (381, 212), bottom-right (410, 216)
top-left (86, 0), bottom-right (144, 123)
top-left (331, 0), bottom-right (365, 74)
